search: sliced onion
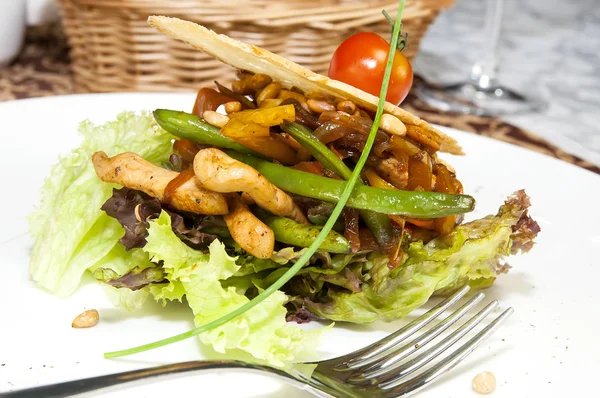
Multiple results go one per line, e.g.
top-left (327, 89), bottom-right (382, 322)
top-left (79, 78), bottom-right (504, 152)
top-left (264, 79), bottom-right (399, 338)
top-left (343, 208), bottom-right (360, 253)
top-left (163, 169), bottom-right (196, 206)
top-left (313, 121), bottom-right (352, 144)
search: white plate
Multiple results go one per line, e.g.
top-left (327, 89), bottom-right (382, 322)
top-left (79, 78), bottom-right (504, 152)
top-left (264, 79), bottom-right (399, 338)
top-left (1, 93), bottom-right (599, 397)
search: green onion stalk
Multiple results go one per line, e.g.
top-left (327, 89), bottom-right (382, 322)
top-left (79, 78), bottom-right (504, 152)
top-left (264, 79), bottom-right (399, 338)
top-left (104, 0), bottom-right (408, 359)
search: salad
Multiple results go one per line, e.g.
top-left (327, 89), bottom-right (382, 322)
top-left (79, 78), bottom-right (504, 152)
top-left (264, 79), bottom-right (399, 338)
top-left (28, 13), bottom-right (539, 369)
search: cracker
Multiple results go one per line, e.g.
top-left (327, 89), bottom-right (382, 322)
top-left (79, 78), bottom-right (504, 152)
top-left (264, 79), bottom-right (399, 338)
top-left (148, 15), bottom-right (464, 155)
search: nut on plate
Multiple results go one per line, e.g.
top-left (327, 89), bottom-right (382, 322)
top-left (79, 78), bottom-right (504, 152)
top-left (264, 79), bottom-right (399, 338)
top-left (72, 309), bottom-right (99, 328)
top-left (472, 371), bottom-right (496, 394)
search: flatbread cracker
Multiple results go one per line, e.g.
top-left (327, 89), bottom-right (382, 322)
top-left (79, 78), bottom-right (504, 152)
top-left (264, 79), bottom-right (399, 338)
top-left (148, 15), bottom-right (463, 155)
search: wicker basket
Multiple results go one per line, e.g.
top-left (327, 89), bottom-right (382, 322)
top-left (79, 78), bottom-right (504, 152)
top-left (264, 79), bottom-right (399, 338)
top-left (58, 0), bottom-right (454, 93)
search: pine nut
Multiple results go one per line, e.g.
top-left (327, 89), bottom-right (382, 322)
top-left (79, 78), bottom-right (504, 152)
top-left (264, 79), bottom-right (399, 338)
top-left (72, 309), bottom-right (99, 328)
top-left (231, 79), bottom-right (255, 95)
top-left (336, 100), bottom-right (356, 114)
top-left (203, 111), bottom-right (229, 128)
top-left (472, 371), bottom-right (496, 394)
top-left (379, 113), bottom-right (407, 136)
top-left (257, 82), bottom-right (282, 104)
top-left (224, 101), bottom-right (242, 114)
top-left (307, 99), bottom-right (336, 113)
top-left (249, 74), bottom-right (272, 90)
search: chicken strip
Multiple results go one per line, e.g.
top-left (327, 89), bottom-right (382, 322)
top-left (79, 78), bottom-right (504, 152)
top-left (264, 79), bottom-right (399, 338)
top-left (224, 193), bottom-right (274, 259)
top-left (193, 148), bottom-right (309, 224)
top-left (92, 151), bottom-right (228, 215)
top-left (376, 157), bottom-right (409, 189)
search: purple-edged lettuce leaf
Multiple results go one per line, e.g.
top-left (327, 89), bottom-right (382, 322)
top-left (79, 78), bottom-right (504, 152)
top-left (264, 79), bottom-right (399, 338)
top-left (296, 190), bottom-right (540, 323)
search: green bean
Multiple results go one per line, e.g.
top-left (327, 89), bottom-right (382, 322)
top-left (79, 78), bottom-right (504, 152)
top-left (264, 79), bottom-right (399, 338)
top-left (257, 212), bottom-right (351, 254)
top-left (226, 151), bottom-right (475, 218)
top-left (281, 121), bottom-right (394, 246)
top-left (281, 121), bottom-right (351, 179)
top-left (307, 203), bottom-right (345, 232)
top-left (153, 109), bottom-right (266, 159)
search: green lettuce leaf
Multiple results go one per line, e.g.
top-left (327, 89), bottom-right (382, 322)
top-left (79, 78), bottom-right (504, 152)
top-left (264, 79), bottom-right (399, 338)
top-left (28, 111), bottom-right (174, 296)
top-left (143, 212), bottom-right (319, 368)
top-left (103, 285), bottom-right (150, 312)
top-left (302, 190), bottom-right (538, 323)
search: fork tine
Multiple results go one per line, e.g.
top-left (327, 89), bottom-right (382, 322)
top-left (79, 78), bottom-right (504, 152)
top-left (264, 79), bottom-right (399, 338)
top-left (337, 285), bottom-right (471, 370)
top-left (380, 307), bottom-right (514, 395)
top-left (349, 292), bottom-right (487, 381)
top-left (369, 299), bottom-right (499, 386)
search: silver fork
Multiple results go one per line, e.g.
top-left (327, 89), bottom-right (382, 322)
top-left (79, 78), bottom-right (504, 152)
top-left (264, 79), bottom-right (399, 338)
top-left (0, 286), bottom-right (512, 398)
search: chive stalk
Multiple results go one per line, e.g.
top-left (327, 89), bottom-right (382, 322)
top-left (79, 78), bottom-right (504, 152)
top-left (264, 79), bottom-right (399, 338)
top-left (104, 0), bottom-right (407, 359)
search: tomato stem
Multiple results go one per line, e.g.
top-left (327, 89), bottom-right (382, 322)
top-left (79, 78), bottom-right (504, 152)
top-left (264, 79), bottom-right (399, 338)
top-left (382, 10), bottom-right (408, 52)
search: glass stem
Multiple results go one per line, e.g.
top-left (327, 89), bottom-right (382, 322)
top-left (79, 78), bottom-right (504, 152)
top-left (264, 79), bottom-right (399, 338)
top-left (470, 0), bottom-right (503, 89)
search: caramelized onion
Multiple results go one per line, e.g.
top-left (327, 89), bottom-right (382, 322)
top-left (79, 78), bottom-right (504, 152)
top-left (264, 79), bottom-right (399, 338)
top-left (343, 208), bottom-right (360, 253)
top-left (192, 88), bottom-right (234, 117)
top-left (173, 139), bottom-right (202, 163)
top-left (357, 227), bottom-right (380, 252)
top-left (293, 161), bottom-right (324, 175)
top-left (328, 144), bottom-right (344, 160)
top-left (318, 111), bottom-right (370, 134)
top-left (373, 141), bottom-right (392, 157)
top-left (405, 218), bottom-right (435, 229)
top-left (407, 151), bottom-right (433, 191)
top-left (433, 164), bottom-right (458, 235)
top-left (313, 121), bottom-right (351, 144)
top-left (233, 134), bottom-right (298, 165)
top-left (389, 135), bottom-right (421, 157)
top-left (280, 98), bottom-right (319, 129)
top-left (319, 112), bottom-right (389, 151)
top-left (214, 81), bottom-right (256, 109)
top-left (279, 133), bottom-right (312, 162)
top-left (163, 169), bottom-right (196, 206)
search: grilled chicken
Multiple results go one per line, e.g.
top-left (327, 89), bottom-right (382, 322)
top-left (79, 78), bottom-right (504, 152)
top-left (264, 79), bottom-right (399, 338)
top-left (92, 151), bottom-right (228, 215)
top-left (223, 193), bottom-right (274, 259)
top-left (193, 148), bottom-right (308, 224)
top-left (376, 157), bottom-right (409, 189)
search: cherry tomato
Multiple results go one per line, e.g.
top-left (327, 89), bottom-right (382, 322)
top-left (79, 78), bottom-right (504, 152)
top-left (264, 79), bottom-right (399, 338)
top-left (328, 32), bottom-right (413, 105)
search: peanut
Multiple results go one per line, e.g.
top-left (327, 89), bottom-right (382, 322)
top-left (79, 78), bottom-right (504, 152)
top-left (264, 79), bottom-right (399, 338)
top-left (203, 111), bottom-right (229, 128)
top-left (72, 309), bottom-right (99, 328)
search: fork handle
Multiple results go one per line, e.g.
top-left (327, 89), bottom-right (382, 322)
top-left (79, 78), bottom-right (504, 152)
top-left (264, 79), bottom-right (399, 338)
top-left (0, 360), bottom-right (298, 398)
